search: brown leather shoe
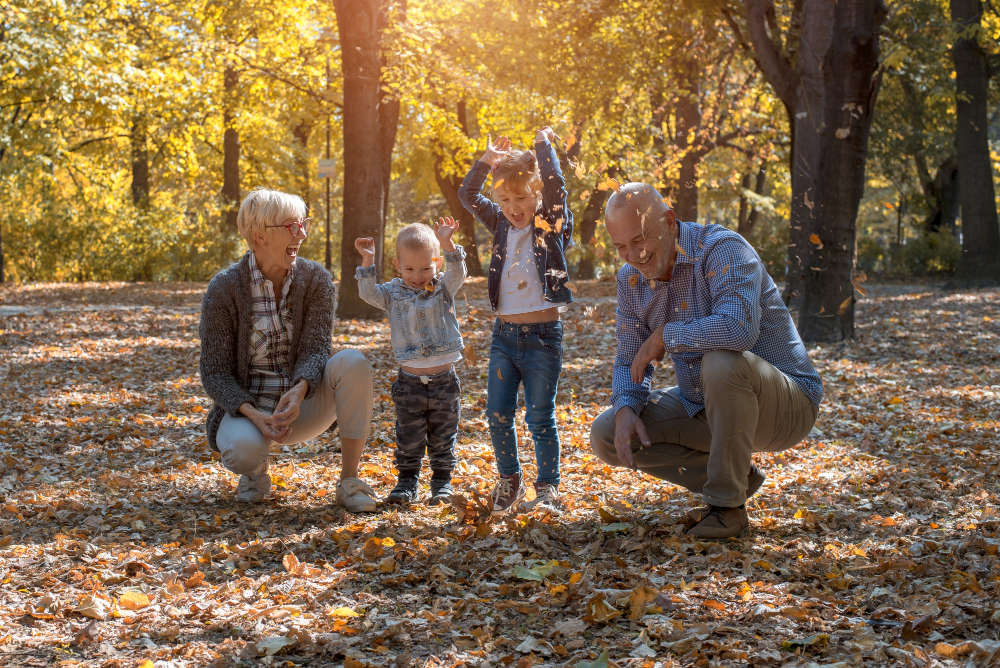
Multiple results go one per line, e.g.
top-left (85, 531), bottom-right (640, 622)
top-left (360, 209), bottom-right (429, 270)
top-left (685, 465), bottom-right (765, 525)
top-left (687, 506), bottom-right (749, 539)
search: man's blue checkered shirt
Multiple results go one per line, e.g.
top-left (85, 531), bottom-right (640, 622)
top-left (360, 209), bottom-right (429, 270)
top-left (612, 221), bottom-right (823, 417)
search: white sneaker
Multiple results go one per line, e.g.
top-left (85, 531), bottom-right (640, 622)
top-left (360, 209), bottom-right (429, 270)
top-left (336, 477), bottom-right (377, 513)
top-left (237, 461), bottom-right (271, 502)
top-left (520, 483), bottom-right (561, 515)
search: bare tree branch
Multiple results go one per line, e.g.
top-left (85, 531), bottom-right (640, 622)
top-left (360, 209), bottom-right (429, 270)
top-left (743, 0), bottom-right (797, 107)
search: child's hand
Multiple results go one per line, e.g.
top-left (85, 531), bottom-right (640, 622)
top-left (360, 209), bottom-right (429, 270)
top-left (482, 134), bottom-right (511, 167)
top-left (535, 126), bottom-right (555, 144)
top-left (434, 217), bottom-right (458, 252)
top-left (354, 237), bottom-right (376, 267)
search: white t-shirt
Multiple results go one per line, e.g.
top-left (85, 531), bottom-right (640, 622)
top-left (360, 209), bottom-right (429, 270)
top-left (497, 224), bottom-right (567, 316)
top-left (403, 351), bottom-right (463, 368)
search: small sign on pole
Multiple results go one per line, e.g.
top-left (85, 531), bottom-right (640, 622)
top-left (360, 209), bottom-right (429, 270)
top-left (317, 159), bottom-right (336, 179)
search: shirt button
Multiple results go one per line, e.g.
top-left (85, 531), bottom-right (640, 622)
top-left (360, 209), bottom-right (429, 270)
top-left (521, 326), bottom-right (529, 333)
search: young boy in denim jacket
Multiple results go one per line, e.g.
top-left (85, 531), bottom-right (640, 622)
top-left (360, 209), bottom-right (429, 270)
top-left (457, 126), bottom-right (573, 515)
top-left (355, 218), bottom-right (467, 505)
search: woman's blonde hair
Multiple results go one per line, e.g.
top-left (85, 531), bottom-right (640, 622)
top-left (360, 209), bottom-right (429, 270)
top-left (237, 187), bottom-right (307, 242)
top-left (492, 149), bottom-right (542, 200)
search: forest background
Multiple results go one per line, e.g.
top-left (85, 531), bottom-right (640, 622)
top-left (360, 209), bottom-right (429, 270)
top-left (1, 0), bottom-right (999, 341)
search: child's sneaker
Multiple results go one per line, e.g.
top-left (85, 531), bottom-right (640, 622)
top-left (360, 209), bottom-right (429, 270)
top-left (491, 472), bottom-right (525, 516)
top-left (386, 476), bottom-right (419, 505)
top-left (428, 477), bottom-right (453, 506)
top-left (521, 482), bottom-right (561, 514)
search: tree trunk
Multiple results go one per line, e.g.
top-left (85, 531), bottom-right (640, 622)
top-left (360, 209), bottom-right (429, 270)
top-left (922, 157), bottom-right (960, 234)
top-left (737, 163), bottom-right (768, 237)
top-left (291, 119), bottom-right (314, 212)
top-left (222, 65), bottom-right (241, 231)
top-left (951, 0), bottom-right (1000, 283)
top-left (130, 114), bottom-right (150, 209)
top-left (745, 0), bottom-right (885, 340)
top-left (797, 0), bottom-right (886, 342)
top-left (576, 166), bottom-right (617, 280)
top-left (377, 1), bottom-right (404, 276)
top-left (434, 160), bottom-right (484, 277)
top-left (673, 73), bottom-right (701, 222)
top-left (334, 0), bottom-right (387, 319)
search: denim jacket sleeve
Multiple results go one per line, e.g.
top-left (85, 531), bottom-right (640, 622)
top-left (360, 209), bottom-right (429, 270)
top-left (355, 265), bottom-right (390, 311)
top-left (441, 244), bottom-right (468, 297)
top-left (458, 160), bottom-right (502, 235)
top-left (535, 140), bottom-right (573, 249)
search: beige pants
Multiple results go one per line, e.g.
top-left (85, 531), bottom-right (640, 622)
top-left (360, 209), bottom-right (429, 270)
top-left (217, 349), bottom-right (374, 476)
top-left (590, 350), bottom-right (818, 507)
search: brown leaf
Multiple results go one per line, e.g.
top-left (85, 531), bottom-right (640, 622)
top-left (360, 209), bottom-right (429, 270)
top-left (71, 620), bottom-right (100, 647)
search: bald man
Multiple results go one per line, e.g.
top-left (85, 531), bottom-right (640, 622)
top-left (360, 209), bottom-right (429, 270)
top-left (589, 183), bottom-right (823, 538)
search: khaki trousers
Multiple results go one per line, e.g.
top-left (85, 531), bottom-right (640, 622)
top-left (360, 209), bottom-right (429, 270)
top-left (217, 349), bottom-right (374, 475)
top-left (590, 350), bottom-right (818, 507)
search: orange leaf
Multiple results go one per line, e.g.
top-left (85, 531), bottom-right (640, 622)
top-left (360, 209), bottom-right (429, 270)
top-left (809, 234), bottom-right (823, 248)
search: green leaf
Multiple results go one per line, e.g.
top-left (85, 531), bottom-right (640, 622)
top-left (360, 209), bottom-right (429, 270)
top-left (780, 633), bottom-right (830, 651)
top-left (513, 560), bottom-right (559, 581)
top-left (600, 522), bottom-right (630, 532)
top-left (577, 649), bottom-right (609, 668)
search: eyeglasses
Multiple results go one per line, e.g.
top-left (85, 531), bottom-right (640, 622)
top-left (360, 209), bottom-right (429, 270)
top-left (265, 218), bottom-right (311, 236)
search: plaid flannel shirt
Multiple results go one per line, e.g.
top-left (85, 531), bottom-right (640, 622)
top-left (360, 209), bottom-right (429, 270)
top-left (612, 221), bottom-right (823, 417)
top-left (247, 252), bottom-right (294, 413)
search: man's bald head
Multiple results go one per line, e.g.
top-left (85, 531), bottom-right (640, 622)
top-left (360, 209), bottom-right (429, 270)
top-left (604, 182), bottom-right (679, 281)
top-left (605, 183), bottom-right (672, 232)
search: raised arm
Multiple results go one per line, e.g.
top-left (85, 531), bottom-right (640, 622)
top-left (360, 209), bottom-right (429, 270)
top-left (354, 237), bottom-right (390, 311)
top-left (534, 126), bottom-right (572, 247)
top-left (435, 216), bottom-right (467, 297)
top-left (457, 134), bottom-right (510, 235)
top-left (662, 237), bottom-right (764, 354)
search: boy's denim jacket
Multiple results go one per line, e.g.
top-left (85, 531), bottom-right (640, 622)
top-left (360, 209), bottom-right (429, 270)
top-left (355, 246), bottom-right (467, 364)
top-left (457, 140), bottom-right (574, 312)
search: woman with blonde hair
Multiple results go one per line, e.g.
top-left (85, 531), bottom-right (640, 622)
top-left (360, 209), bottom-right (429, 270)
top-left (199, 187), bottom-right (377, 511)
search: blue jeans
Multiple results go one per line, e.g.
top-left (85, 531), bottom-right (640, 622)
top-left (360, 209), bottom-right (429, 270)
top-left (487, 319), bottom-right (563, 486)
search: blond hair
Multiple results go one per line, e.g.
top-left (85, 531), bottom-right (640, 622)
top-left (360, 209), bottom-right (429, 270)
top-left (492, 149), bottom-right (542, 199)
top-left (236, 187), bottom-right (307, 242)
top-left (396, 223), bottom-right (440, 256)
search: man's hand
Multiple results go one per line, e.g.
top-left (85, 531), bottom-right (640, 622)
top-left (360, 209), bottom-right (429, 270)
top-left (434, 217), bottom-right (458, 252)
top-left (269, 380), bottom-right (308, 431)
top-left (613, 407), bottom-right (651, 471)
top-left (354, 237), bottom-right (376, 267)
top-left (535, 126), bottom-right (555, 144)
top-left (631, 324), bottom-right (666, 384)
top-left (482, 134), bottom-right (511, 167)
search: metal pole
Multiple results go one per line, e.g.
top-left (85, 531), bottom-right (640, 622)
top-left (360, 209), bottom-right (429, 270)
top-left (324, 52), bottom-right (332, 272)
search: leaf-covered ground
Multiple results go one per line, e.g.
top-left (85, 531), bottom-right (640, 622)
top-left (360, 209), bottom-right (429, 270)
top-left (0, 279), bottom-right (998, 668)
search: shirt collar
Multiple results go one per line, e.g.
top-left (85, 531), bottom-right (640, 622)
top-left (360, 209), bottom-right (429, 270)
top-left (248, 250), bottom-right (294, 289)
top-left (674, 220), bottom-right (698, 266)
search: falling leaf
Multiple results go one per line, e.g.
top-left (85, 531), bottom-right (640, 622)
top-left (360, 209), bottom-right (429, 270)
top-left (463, 342), bottom-right (477, 365)
top-left (804, 192), bottom-right (814, 210)
top-left (628, 274), bottom-right (639, 287)
top-left (838, 297), bottom-right (852, 315)
top-left (781, 633), bottom-right (830, 650)
top-left (566, 282), bottom-right (576, 292)
top-left (496, 368), bottom-right (503, 380)
top-left (835, 127), bottom-right (851, 139)
top-left (809, 234), bottom-right (823, 248)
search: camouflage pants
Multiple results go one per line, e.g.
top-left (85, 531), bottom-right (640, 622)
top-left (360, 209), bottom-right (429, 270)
top-left (391, 368), bottom-right (460, 479)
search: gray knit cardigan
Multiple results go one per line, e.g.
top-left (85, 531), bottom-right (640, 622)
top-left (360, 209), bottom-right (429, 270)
top-left (199, 251), bottom-right (336, 451)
